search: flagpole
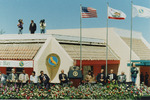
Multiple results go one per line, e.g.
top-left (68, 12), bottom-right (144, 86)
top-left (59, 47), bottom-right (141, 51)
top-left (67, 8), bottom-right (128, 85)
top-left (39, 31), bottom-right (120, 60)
top-left (106, 2), bottom-right (109, 76)
top-left (80, 4), bottom-right (82, 69)
top-left (130, 1), bottom-right (133, 67)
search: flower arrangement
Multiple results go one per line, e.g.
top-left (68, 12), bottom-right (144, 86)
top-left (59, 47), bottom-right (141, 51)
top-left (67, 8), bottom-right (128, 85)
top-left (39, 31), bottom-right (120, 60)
top-left (0, 82), bottom-right (149, 99)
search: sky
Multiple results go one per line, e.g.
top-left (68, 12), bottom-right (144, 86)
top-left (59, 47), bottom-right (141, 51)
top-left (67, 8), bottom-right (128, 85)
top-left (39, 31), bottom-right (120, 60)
top-left (0, 0), bottom-right (150, 43)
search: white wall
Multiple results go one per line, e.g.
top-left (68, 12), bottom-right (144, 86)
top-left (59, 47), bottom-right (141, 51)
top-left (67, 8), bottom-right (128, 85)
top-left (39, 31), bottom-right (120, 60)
top-left (34, 36), bottom-right (73, 83)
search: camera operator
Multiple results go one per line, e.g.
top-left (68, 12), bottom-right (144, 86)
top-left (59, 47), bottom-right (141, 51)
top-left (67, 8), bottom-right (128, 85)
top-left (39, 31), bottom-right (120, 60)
top-left (17, 19), bottom-right (23, 34)
top-left (40, 19), bottom-right (46, 34)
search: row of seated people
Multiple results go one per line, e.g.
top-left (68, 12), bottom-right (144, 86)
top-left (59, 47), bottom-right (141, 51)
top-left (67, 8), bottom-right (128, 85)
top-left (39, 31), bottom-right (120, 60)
top-left (85, 69), bottom-right (126, 84)
top-left (0, 69), bottom-right (68, 88)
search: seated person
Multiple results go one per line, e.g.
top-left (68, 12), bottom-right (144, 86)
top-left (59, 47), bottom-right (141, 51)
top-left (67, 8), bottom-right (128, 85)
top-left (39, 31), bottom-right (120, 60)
top-left (85, 70), bottom-right (96, 83)
top-left (59, 69), bottom-right (68, 84)
top-left (118, 71), bottom-right (126, 83)
top-left (0, 71), bottom-right (7, 85)
top-left (39, 71), bottom-right (50, 88)
top-left (7, 69), bottom-right (18, 83)
top-left (30, 71), bottom-right (39, 88)
top-left (97, 69), bottom-right (105, 85)
top-left (19, 70), bottom-right (29, 86)
top-left (107, 69), bottom-right (117, 83)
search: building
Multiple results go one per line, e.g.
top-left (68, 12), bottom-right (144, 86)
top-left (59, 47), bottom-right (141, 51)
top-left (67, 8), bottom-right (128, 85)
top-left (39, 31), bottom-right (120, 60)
top-left (48, 28), bottom-right (150, 86)
top-left (0, 27), bottom-right (150, 86)
top-left (0, 34), bottom-right (72, 83)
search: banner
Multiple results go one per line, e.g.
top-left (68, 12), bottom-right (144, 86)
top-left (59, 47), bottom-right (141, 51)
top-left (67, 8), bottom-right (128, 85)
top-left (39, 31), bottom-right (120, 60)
top-left (0, 60), bottom-right (33, 68)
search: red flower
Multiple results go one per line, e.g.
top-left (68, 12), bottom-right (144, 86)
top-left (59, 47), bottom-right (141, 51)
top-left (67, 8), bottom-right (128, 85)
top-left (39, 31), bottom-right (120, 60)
top-left (2, 92), bottom-right (4, 94)
top-left (26, 96), bottom-right (30, 99)
top-left (72, 96), bottom-right (73, 98)
top-left (122, 92), bottom-right (124, 94)
top-left (62, 93), bottom-right (64, 95)
top-left (108, 81), bottom-right (110, 84)
top-left (58, 91), bottom-right (59, 93)
top-left (70, 86), bottom-right (72, 88)
top-left (115, 88), bottom-right (117, 90)
top-left (44, 88), bottom-right (46, 90)
top-left (107, 86), bottom-right (109, 88)
top-left (41, 89), bottom-right (43, 91)
top-left (131, 86), bottom-right (134, 88)
top-left (131, 91), bottom-right (133, 93)
top-left (136, 92), bottom-right (138, 94)
top-left (39, 94), bottom-right (41, 96)
top-left (56, 94), bottom-right (57, 97)
top-left (53, 85), bottom-right (55, 87)
top-left (48, 90), bottom-right (51, 92)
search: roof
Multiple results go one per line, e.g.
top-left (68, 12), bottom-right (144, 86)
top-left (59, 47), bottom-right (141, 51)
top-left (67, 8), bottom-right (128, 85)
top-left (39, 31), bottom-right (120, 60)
top-left (0, 44), bottom-right (41, 60)
top-left (121, 37), bottom-right (150, 60)
top-left (52, 34), bottom-right (105, 44)
top-left (61, 44), bottom-right (120, 60)
top-left (0, 34), bottom-right (49, 60)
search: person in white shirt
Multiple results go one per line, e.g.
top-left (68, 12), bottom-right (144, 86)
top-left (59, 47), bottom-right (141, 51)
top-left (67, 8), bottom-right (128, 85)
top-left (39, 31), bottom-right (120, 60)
top-left (30, 71), bottom-right (39, 87)
top-left (107, 69), bottom-right (117, 83)
top-left (19, 69), bottom-right (29, 87)
top-left (0, 71), bottom-right (7, 85)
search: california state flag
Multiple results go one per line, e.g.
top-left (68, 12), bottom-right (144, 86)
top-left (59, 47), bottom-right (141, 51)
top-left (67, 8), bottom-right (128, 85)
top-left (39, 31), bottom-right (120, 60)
top-left (108, 7), bottom-right (126, 20)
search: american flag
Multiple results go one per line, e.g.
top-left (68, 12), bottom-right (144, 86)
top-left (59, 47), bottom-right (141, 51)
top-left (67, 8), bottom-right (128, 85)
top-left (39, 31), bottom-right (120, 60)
top-left (82, 7), bottom-right (97, 18)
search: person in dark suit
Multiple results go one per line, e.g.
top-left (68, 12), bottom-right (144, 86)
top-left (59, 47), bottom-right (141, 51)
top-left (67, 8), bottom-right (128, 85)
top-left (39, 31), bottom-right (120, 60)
top-left (107, 69), bottom-right (117, 83)
top-left (140, 72), bottom-right (144, 84)
top-left (39, 71), bottom-right (50, 88)
top-left (59, 69), bottom-right (68, 85)
top-left (145, 72), bottom-right (149, 86)
top-left (29, 20), bottom-right (36, 34)
top-left (97, 69), bottom-right (105, 85)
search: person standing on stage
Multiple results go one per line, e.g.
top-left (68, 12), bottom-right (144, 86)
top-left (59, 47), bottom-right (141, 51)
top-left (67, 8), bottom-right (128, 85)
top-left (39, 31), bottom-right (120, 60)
top-left (131, 63), bottom-right (138, 84)
top-left (19, 69), bottom-right (29, 86)
top-left (29, 20), bottom-right (36, 34)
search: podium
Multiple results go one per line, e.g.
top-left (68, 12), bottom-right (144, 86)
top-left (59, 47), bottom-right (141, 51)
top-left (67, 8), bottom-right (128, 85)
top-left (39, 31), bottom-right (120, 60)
top-left (68, 70), bottom-right (82, 88)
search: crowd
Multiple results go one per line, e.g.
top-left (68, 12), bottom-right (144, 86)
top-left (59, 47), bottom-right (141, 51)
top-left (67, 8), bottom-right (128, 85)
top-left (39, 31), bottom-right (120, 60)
top-left (17, 19), bottom-right (46, 34)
